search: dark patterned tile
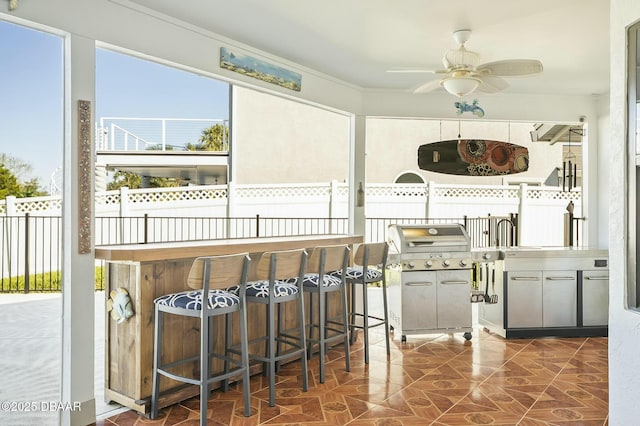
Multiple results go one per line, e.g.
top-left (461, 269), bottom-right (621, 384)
top-left (105, 329), bottom-right (609, 426)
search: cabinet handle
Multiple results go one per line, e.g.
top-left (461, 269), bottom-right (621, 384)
top-left (584, 276), bottom-right (609, 280)
top-left (510, 276), bottom-right (540, 281)
top-left (405, 281), bottom-right (434, 286)
top-left (441, 280), bottom-right (469, 285)
top-left (545, 276), bottom-right (575, 280)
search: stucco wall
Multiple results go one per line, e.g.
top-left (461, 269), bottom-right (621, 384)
top-left (233, 87), bottom-right (350, 184)
top-left (609, 1), bottom-right (640, 424)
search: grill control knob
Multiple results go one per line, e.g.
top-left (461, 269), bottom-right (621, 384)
top-left (442, 260), bottom-right (450, 267)
top-left (459, 259), bottom-right (467, 267)
top-left (425, 260), bottom-right (433, 268)
top-left (407, 262), bottom-right (415, 269)
top-left (483, 252), bottom-right (492, 260)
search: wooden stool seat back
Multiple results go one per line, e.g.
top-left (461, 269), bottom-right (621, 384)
top-left (308, 244), bottom-right (350, 275)
top-left (188, 254), bottom-right (250, 291)
top-left (354, 242), bottom-right (388, 268)
top-left (256, 249), bottom-right (307, 281)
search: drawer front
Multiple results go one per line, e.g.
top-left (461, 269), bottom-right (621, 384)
top-left (542, 270), bottom-right (577, 327)
top-left (507, 271), bottom-right (542, 328)
top-left (582, 271), bottom-right (609, 326)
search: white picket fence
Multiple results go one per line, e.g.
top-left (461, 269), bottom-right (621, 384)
top-left (0, 181), bottom-right (582, 279)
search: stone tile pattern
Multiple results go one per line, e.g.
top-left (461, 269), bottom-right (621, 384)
top-left (100, 329), bottom-right (608, 425)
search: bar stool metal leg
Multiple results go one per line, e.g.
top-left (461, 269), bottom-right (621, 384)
top-left (150, 254), bottom-right (252, 425)
top-left (340, 242), bottom-right (390, 365)
top-left (300, 245), bottom-right (351, 383)
top-left (240, 249), bottom-right (308, 407)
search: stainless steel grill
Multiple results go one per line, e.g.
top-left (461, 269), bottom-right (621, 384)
top-left (387, 224), bottom-right (473, 271)
top-left (387, 224), bottom-right (474, 341)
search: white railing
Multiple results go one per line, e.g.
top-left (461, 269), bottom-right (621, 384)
top-left (95, 117), bottom-right (229, 152)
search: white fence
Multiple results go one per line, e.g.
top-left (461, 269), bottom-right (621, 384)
top-left (0, 181), bottom-right (582, 280)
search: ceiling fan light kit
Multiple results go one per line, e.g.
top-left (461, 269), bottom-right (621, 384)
top-left (442, 76), bottom-right (481, 98)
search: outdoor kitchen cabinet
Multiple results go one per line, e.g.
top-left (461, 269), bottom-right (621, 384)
top-left (582, 270), bottom-right (609, 326)
top-left (496, 247), bottom-right (608, 338)
top-left (507, 269), bottom-right (578, 329)
top-left (506, 271), bottom-right (543, 328)
top-left (542, 270), bottom-right (577, 327)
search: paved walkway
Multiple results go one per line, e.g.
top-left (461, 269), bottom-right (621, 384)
top-left (0, 292), bottom-right (123, 425)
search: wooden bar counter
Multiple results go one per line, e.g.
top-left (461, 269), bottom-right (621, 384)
top-left (95, 234), bottom-right (362, 414)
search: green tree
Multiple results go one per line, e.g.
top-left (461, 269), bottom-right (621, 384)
top-left (0, 158), bottom-right (47, 199)
top-left (107, 170), bottom-right (142, 190)
top-left (186, 124), bottom-right (228, 151)
top-left (0, 153), bottom-right (33, 182)
top-left (19, 178), bottom-right (47, 197)
top-left (0, 164), bottom-right (21, 199)
top-left (107, 171), bottom-right (179, 190)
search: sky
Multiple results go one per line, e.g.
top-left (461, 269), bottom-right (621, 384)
top-left (0, 19), bottom-right (229, 189)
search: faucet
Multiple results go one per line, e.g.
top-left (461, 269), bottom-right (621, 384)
top-left (495, 218), bottom-right (515, 247)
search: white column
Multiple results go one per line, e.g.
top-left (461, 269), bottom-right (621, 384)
top-left (119, 186), bottom-right (130, 217)
top-left (5, 195), bottom-right (17, 216)
top-left (61, 33), bottom-right (96, 425)
top-left (581, 117), bottom-right (599, 247)
top-left (426, 181), bottom-right (435, 218)
top-left (518, 183), bottom-right (528, 245)
top-left (329, 179), bottom-right (339, 224)
top-left (350, 115), bottom-right (366, 239)
top-left (227, 181), bottom-right (236, 239)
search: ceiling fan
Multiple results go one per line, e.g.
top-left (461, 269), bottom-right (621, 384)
top-left (389, 29), bottom-right (543, 98)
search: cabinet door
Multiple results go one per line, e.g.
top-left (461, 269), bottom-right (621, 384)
top-left (542, 270), bottom-right (577, 327)
top-left (401, 271), bottom-right (437, 331)
top-left (582, 270), bottom-right (609, 326)
top-left (507, 271), bottom-right (542, 328)
top-left (437, 269), bottom-right (472, 329)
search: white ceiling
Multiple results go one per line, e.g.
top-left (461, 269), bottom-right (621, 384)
top-left (129, 0), bottom-right (610, 97)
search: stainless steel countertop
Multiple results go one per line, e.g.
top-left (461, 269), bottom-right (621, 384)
top-left (472, 246), bottom-right (608, 260)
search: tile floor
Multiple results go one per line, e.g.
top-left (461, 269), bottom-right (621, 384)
top-left (99, 326), bottom-right (608, 425)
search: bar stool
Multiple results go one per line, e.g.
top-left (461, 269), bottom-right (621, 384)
top-left (288, 244), bottom-right (350, 383)
top-left (151, 253), bottom-right (252, 425)
top-left (243, 249), bottom-right (308, 407)
top-left (333, 242), bottom-right (390, 364)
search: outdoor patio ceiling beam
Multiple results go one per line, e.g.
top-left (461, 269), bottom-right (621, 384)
top-left (549, 125), bottom-right (572, 145)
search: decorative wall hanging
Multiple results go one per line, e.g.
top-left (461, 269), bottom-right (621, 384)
top-left (220, 47), bottom-right (302, 92)
top-left (77, 100), bottom-right (92, 254)
top-left (418, 139), bottom-right (529, 176)
top-left (107, 287), bottom-right (134, 323)
top-left (455, 99), bottom-right (485, 117)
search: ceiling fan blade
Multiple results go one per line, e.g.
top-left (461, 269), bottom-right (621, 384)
top-left (413, 78), bottom-right (443, 94)
top-left (476, 59), bottom-right (543, 76)
top-left (476, 75), bottom-right (509, 93)
top-left (387, 68), bottom-right (445, 74)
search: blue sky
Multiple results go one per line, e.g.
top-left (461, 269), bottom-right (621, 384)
top-left (0, 19), bottom-right (229, 188)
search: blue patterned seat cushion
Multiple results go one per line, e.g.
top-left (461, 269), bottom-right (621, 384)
top-left (285, 273), bottom-right (342, 287)
top-left (331, 266), bottom-right (383, 282)
top-left (227, 280), bottom-right (299, 298)
top-left (155, 289), bottom-right (239, 310)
